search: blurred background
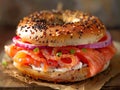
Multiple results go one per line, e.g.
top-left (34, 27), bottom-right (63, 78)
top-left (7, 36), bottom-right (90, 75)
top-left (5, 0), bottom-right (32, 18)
top-left (0, 0), bottom-right (120, 28)
top-left (0, 0), bottom-right (120, 50)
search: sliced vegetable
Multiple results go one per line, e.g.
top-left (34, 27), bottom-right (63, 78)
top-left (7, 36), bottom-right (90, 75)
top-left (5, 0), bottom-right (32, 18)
top-left (70, 49), bottom-right (75, 54)
top-left (77, 32), bottom-right (112, 48)
top-left (81, 48), bottom-right (87, 52)
top-left (33, 48), bottom-right (39, 53)
top-left (56, 52), bottom-right (62, 57)
top-left (2, 60), bottom-right (7, 67)
top-left (13, 36), bottom-right (48, 49)
top-left (13, 32), bottom-right (112, 50)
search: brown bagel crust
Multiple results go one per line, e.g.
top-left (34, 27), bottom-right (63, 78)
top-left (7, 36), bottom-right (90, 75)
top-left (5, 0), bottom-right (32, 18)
top-left (13, 61), bottom-right (109, 82)
top-left (16, 10), bottom-right (106, 47)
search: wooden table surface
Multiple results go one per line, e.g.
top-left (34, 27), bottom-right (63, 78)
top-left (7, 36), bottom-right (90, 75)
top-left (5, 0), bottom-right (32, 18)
top-left (0, 26), bottom-right (120, 90)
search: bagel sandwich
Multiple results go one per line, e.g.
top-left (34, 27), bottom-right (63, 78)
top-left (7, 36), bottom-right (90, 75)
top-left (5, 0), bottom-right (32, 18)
top-left (5, 10), bottom-right (116, 82)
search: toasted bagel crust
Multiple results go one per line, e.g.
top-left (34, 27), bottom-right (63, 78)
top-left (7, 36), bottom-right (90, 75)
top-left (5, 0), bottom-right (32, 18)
top-left (16, 10), bottom-right (106, 47)
top-left (13, 61), bottom-right (109, 82)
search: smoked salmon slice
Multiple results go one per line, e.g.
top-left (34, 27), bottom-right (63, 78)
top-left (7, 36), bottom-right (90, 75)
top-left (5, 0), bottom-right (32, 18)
top-left (5, 43), bottom-right (116, 75)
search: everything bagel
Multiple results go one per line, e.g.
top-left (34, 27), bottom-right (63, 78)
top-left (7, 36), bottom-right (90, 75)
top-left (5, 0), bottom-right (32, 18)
top-left (5, 10), bottom-right (116, 82)
top-left (17, 10), bottom-right (106, 46)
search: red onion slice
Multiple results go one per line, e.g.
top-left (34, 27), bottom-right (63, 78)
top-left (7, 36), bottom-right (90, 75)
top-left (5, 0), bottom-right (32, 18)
top-left (13, 32), bottom-right (112, 49)
top-left (77, 32), bottom-right (112, 48)
top-left (13, 37), bottom-right (48, 49)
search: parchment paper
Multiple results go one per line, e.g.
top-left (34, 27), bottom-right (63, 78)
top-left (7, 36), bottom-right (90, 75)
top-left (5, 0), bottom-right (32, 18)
top-left (0, 41), bottom-right (120, 90)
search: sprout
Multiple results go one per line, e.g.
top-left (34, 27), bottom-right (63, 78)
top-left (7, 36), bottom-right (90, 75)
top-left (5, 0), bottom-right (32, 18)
top-left (56, 52), bottom-right (62, 57)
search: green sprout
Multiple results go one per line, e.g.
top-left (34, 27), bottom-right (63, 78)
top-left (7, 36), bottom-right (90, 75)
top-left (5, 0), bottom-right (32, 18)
top-left (2, 60), bottom-right (7, 67)
top-left (56, 52), bottom-right (62, 57)
top-left (82, 48), bottom-right (87, 52)
top-left (33, 48), bottom-right (39, 53)
top-left (70, 49), bottom-right (75, 54)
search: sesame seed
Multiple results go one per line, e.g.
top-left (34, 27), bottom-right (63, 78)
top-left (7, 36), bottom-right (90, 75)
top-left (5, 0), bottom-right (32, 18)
top-left (31, 31), bottom-right (35, 34)
top-left (35, 36), bottom-right (38, 40)
top-left (27, 27), bottom-right (30, 29)
top-left (55, 29), bottom-right (59, 32)
top-left (24, 25), bottom-right (27, 27)
top-left (40, 36), bottom-right (43, 38)
top-left (58, 74), bottom-right (61, 76)
top-left (18, 10), bottom-right (106, 44)
top-left (46, 40), bottom-right (48, 43)
top-left (92, 19), bottom-right (97, 24)
top-left (32, 26), bottom-right (35, 29)
top-left (51, 40), bottom-right (53, 43)
top-left (71, 77), bottom-right (74, 80)
top-left (25, 30), bottom-right (28, 32)
top-left (86, 25), bottom-right (90, 28)
top-left (98, 26), bottom-right (101, 29)
top-left (70, 36), bottom-right (73, 39)
top-left (90, 28), bottom-right (93, 30)
top-left (49, 33), bottom-right (52, 36)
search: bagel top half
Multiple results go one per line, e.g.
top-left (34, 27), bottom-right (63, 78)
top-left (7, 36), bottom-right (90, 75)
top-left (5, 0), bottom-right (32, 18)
top-left (16, 10), bottom-right (106, 47)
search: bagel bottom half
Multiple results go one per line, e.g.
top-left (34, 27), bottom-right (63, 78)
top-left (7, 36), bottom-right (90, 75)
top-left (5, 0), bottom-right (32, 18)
top-left (13, 61), bottom-right (110, 82)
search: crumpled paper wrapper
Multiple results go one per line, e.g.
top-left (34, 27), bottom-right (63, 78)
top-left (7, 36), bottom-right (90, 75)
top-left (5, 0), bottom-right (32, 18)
top-left (0, 41), bottom-right (120, 90)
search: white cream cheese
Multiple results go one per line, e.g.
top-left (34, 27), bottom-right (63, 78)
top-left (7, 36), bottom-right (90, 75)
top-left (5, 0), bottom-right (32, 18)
top-left (31, 62), bottom-right (87, 72)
